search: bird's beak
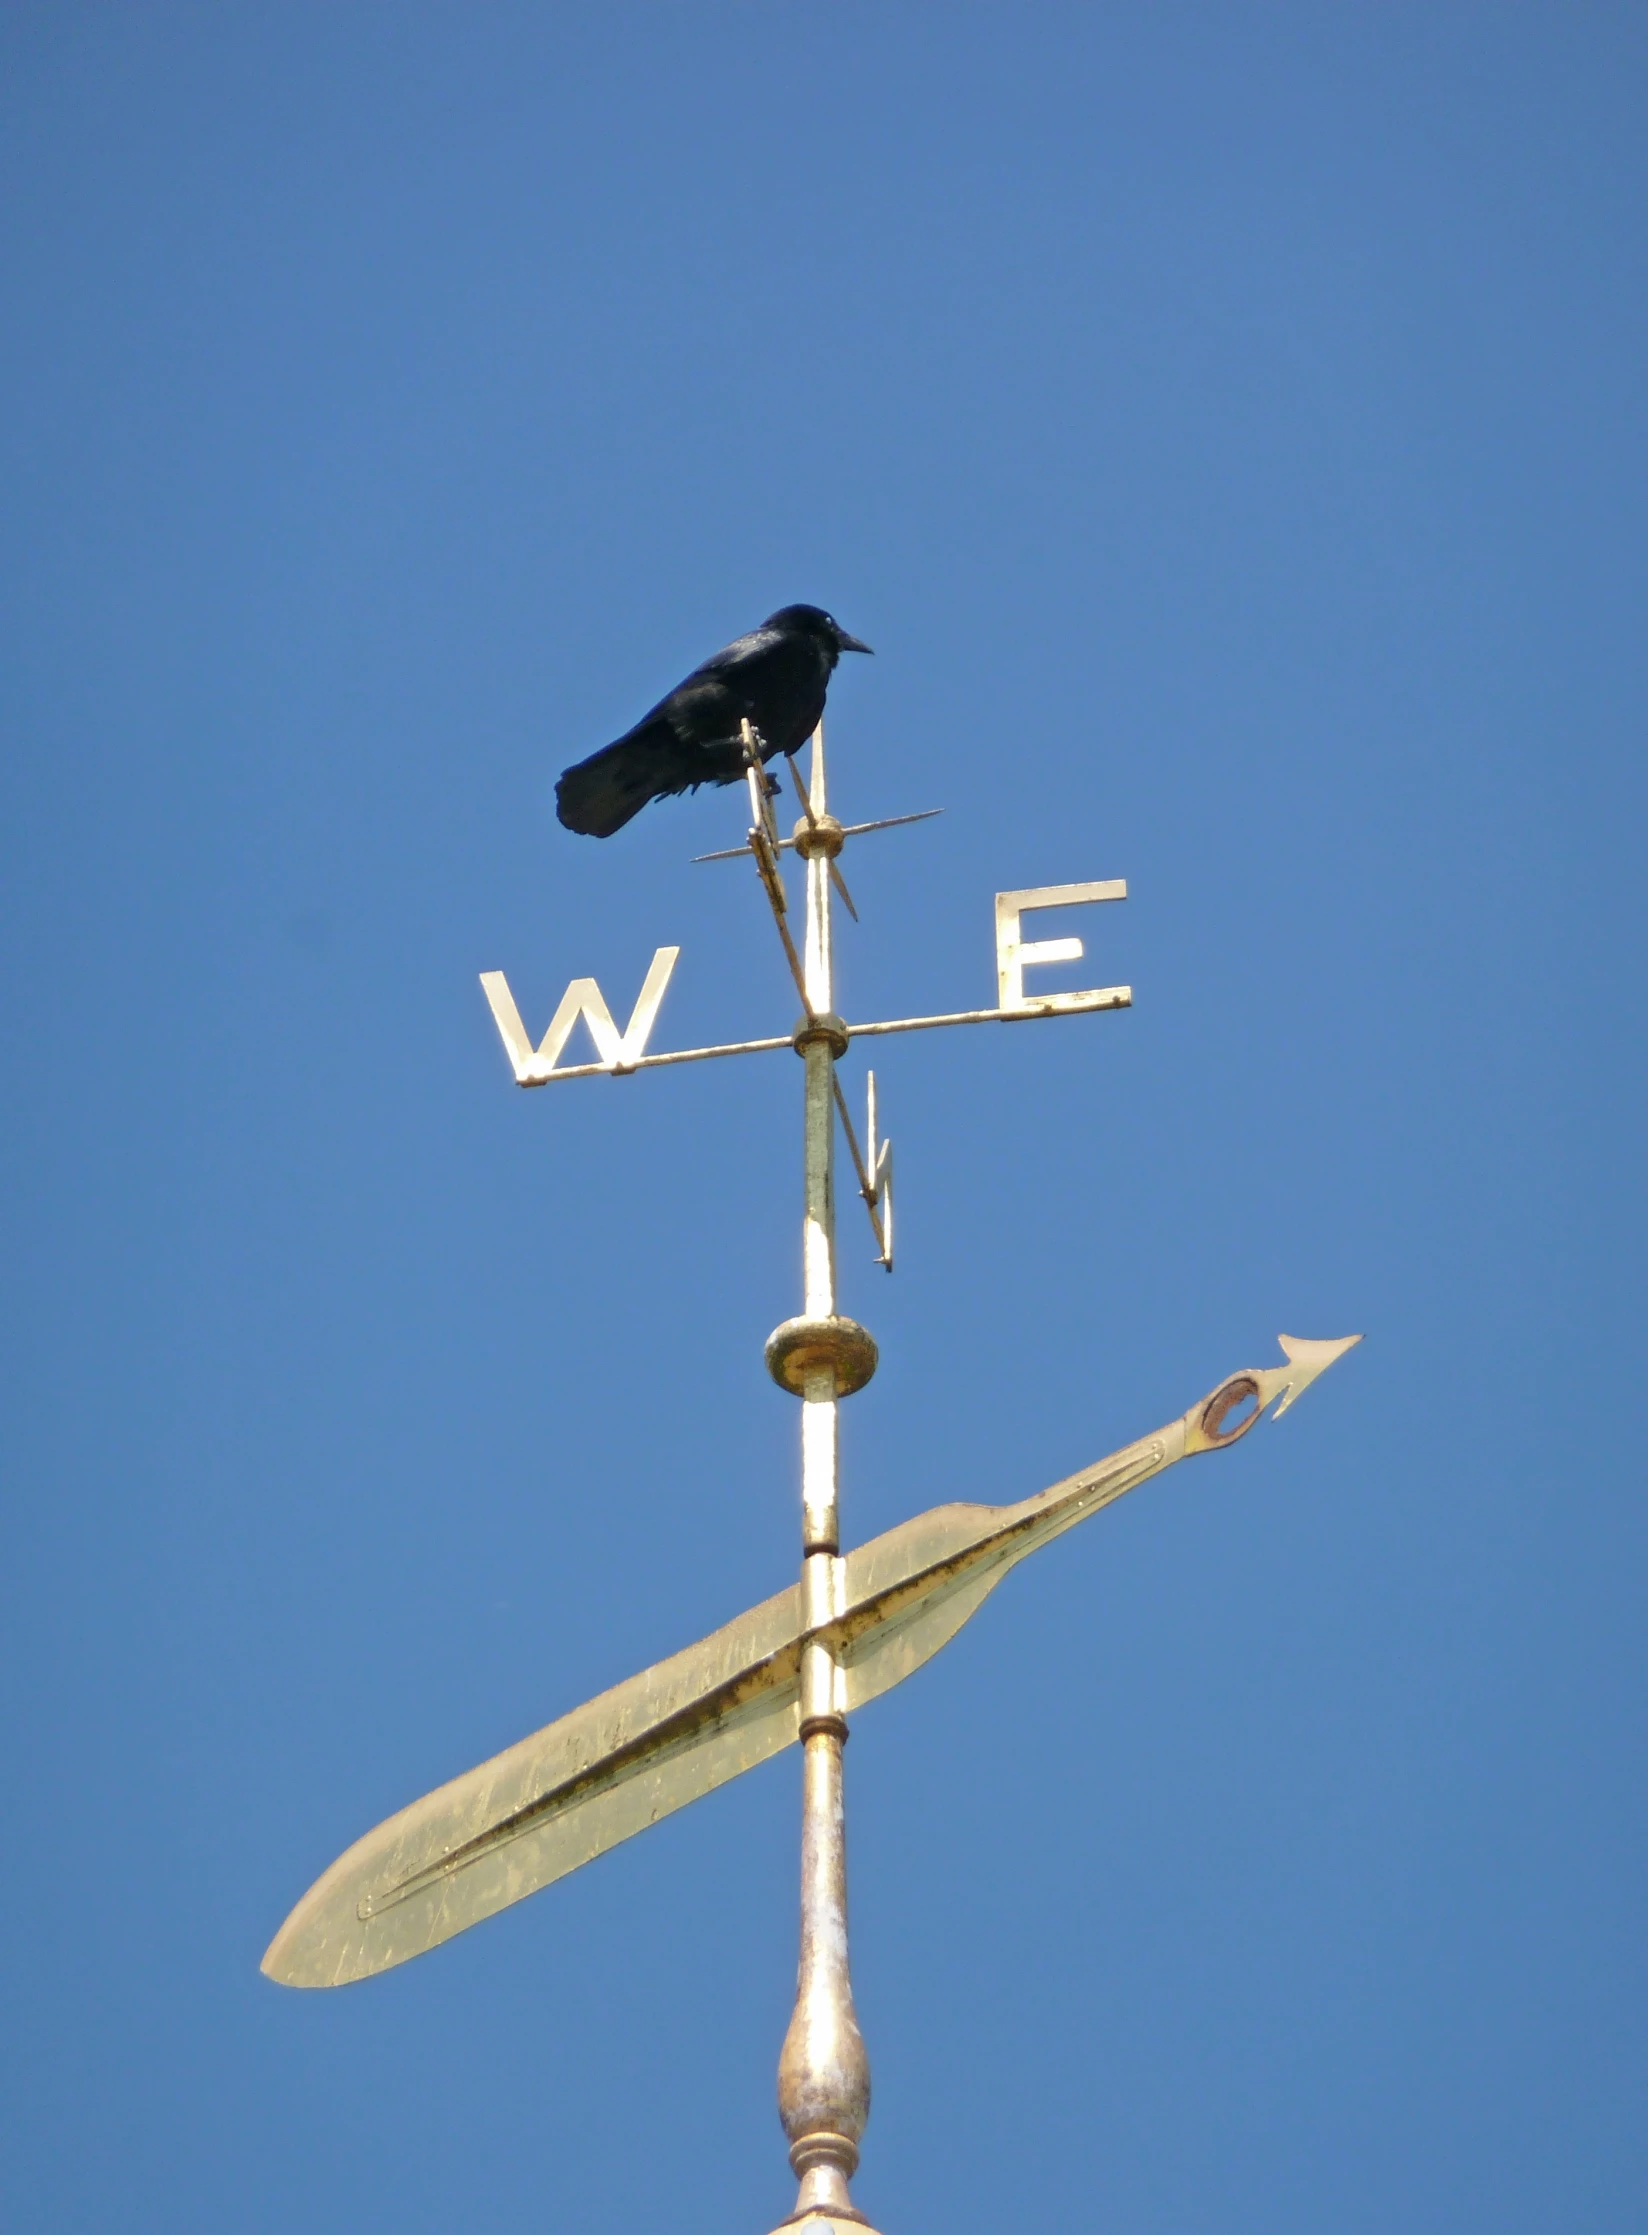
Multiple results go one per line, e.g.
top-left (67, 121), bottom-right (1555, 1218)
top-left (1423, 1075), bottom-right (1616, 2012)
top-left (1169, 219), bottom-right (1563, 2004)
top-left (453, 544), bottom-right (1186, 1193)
top-left (835, 630), bottom-right (874, 655)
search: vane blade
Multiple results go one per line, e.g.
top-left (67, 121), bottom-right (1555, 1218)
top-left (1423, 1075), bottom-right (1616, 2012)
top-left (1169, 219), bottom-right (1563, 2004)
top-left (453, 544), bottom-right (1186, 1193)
top-left (263, 1582), bottom-right (802, 1989)
top-left (264, 1336), bottom-right (1359, 1988)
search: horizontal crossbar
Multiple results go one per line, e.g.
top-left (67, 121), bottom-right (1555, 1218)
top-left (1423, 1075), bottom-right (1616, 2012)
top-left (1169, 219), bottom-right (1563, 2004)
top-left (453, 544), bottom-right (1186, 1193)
top-left (691, 807), bottom-right (944, 863)
top-left (514, 985), bottom-right (1132, 1085)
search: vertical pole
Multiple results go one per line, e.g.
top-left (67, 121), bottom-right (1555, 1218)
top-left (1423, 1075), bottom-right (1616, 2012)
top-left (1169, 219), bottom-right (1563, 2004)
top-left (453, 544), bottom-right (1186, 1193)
top-left (777, 727), bottom-right (872, 2224)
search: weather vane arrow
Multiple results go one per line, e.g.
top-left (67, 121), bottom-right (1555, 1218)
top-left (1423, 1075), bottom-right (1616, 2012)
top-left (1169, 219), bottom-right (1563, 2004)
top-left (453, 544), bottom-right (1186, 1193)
top-left (263, 1332), bottom-right (1358, 1994)
top-left (264, 665), bottom-right (1360, 2235)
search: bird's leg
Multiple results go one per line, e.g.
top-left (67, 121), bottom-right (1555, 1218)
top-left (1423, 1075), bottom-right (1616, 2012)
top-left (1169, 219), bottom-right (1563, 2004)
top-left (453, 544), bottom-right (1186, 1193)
top-left (739, 721), bottom-right (783, 846)
top-left (739, 719), bottom-right (796, 925)
top-left (739, 725), bottom-right (781, 798)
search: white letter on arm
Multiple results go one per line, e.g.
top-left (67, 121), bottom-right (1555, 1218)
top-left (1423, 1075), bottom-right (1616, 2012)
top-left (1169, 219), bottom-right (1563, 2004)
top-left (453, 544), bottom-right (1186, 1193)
top-left (994, 882), bottom-right (1129, 1014)
top-left (480, 947), bottom-right (680, 1085)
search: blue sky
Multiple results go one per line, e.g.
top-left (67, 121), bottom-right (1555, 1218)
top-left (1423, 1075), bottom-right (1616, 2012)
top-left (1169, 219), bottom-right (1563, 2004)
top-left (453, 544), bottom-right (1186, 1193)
top-left (2, 8), bottom-right (1644, 2231)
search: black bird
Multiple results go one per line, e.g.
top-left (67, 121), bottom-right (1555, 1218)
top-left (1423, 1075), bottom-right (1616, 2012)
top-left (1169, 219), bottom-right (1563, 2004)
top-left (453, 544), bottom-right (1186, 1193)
top-left (555, 604), bottom-right (873, 837)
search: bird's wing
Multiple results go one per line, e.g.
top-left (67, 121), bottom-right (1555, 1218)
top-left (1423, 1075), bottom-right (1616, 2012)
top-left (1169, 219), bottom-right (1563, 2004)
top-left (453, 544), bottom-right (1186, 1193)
top-left (662, 671), bottom-right (751, 743)
top-left (693, 625), bottom-right (784, 677)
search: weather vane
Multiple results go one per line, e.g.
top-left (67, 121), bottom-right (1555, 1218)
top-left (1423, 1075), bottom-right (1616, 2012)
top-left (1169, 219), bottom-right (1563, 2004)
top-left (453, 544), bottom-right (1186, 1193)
top-left (264, 608), bottom-right (1358, 2235)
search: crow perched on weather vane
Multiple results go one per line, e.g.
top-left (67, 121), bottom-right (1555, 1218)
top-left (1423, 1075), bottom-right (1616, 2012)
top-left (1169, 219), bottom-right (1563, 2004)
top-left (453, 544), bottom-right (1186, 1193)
top-left (555, 604), bottom-right (872, 838)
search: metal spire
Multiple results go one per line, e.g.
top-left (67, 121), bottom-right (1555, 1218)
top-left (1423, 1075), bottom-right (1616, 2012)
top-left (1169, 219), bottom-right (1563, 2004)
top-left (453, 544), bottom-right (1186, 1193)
top-left (770, 727), bottom-right (875, 2229)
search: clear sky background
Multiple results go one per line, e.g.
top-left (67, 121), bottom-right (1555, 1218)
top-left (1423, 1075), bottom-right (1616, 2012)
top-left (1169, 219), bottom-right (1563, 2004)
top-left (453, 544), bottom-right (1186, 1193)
top-left (3, 8), bottom-right (1644, 2231)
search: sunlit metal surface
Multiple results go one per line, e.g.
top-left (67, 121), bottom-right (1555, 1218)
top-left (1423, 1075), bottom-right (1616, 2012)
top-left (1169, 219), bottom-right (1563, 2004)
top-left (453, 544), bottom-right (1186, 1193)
top-left (480, 946), bottom-right (678, 1083)
top-left (261, 1575), bottom-right (802, 1990)
top-left (491, 1027), bottom-right (797, 1083)
top-left (994, 879), bottom-right (1127, 1011)
top-left (260, 1333), bottom-right (1357, 1991)
top-left (849, 986), bottom-right (1132, 1037)
top-left (275, 709), bottom-right (1355, 2235)
top-left (861, 1070), bottom-right (892, 1269)
top-left (771, 728), bottom-right (875, 2223)
top-left (480, 836), bottom-right (1130, 1088)
top-left (691, 806), bottom-right (944, 863)
top-left (487, 990), bottom-right (1133, 1088)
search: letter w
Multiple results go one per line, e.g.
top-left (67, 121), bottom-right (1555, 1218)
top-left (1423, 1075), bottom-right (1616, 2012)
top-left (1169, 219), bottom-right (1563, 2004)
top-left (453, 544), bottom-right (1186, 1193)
top-left (479, 948), bottom-right (679, 1085)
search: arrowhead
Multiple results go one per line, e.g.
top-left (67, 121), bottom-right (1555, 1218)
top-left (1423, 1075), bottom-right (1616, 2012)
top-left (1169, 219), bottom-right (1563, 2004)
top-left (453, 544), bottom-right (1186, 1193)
top-left (1264, 1332), bottom-right (1363, 1418)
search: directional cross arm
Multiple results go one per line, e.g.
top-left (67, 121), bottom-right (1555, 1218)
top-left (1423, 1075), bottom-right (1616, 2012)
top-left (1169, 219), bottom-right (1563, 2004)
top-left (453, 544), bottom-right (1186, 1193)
top-left (262, 1335), bottom-right (1359, 1989)
top-left (491, 992), bottom-right (1132, 1086)
top-left (482, 851), bottom-right (1129, 1086)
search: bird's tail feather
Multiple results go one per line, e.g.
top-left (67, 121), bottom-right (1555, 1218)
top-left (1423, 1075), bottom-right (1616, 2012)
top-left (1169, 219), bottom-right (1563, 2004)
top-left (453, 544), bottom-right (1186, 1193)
top-left (556, 721), bottom-right (695, 838)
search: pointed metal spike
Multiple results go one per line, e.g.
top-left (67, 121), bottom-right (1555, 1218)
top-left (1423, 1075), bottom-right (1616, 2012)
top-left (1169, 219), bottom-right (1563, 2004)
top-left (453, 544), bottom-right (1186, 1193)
top-left (784, 752), bottom-right (818, 827)
top-left (1267, 1332), bottom-right (1364, 1418)
top-left (693, 807), bottom-right (944, 863)
top-left (829, 857), bottom-right (860, 922)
